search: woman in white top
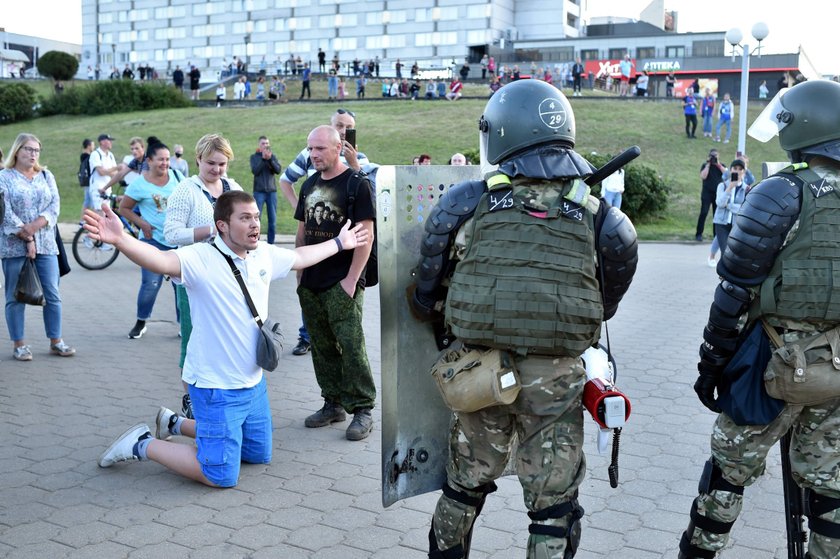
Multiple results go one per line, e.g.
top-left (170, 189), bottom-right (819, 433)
top-left (164, 133), bottom-right (242, 417)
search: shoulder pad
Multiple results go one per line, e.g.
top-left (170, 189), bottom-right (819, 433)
top-left (597, 206), bottom-right (638, 263)
top-left (720, 174), bottom-right (801, 285)
top-left (596, 206), bottom-right (638, 320)
top-left (425, 179), bottom-right (487, 235)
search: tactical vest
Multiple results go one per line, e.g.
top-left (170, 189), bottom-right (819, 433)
top-left (444, 174), bottom-right (603, 357)
top-left (755, 164), bottom-right (840, 329)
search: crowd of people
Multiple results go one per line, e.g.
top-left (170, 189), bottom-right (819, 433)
top-left (12, 56), bottom-right (840, 557)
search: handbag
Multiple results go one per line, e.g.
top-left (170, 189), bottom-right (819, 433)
top-left (55, 227), bottom-right (71, 277)
top-left (213, 245), bottom-right (283, 371)
top-left (716, 320), bottom-right (785, 426)
top-left (14, 257), bottom-right (46, 306)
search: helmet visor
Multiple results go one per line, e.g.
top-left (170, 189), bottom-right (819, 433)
top-left (748, 88), bottom-right (790, 143)
top-left (478, 117), bottom-right (499, 176)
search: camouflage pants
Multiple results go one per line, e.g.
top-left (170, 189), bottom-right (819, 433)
top-left (297, 283), bottom-right (376, 412)
top-left (686, 399), bottom-right (840, 558)
top-left (432, 355), bottom-right (586, 558)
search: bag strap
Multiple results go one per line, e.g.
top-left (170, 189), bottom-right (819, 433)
top-left (211, 243), bottom-right (263, 327)
top-left (199, 178), bottom-right (231, 207)
top-left (761, 318), bottom-right (784, 349)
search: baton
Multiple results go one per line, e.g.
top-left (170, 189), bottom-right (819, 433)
top-left (781, 431), bottom-right (807, 559)
top-left (584, 145), bottom-right (641, 187)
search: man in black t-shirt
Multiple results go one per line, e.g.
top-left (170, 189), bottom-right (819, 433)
top-left (696, 148), bottom-right (727, 241)
top-left (294, 125), bottom-right (376, 441)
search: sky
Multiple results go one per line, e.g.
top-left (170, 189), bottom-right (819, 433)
top-left (2, 0), bottom-right (838, 75)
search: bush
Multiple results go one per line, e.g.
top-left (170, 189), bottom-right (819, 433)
top-left (585, 152), bottom-right (671, 221)
top-left (0, 82), bottom-right (38, 123)
top-left (39, 80), bottom-right (191, 117)
top-left (37, 51), bottom-right (79, 81)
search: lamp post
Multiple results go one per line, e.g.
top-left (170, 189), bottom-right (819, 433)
top-left (725, 22), bottom-right (769, 155)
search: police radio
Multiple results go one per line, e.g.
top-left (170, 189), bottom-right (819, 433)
top-left (581, 346), bottom-right (631, 488)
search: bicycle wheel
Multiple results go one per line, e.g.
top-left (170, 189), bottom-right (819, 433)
top-left (72, 227), bottom-right (121, 270)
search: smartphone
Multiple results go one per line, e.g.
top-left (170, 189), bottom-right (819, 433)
top-left (731, 172), bottom-right (738, 181)
top-left (345, 128), bottom-right (356, 149)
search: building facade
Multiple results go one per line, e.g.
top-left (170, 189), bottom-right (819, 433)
top-left (81, 0), bottom-right (584, 79)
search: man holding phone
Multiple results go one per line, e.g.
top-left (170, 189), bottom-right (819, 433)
top-left (250, 136), bottom-right (283, 245)
top-left (278, 108), bottom-right (375, 357)
top-left (696, 148), bottom-right (727, 241)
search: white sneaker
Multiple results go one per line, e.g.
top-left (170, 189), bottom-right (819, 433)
top-left (98, 423), bottom-right (151, 467)
top-left (707, 257), bottom-right (717, 268)
top-left (155, 407), bottom-right (176, 440)
top-left (82, 236), bottom-right (94, 249)
top-left (100, 243), bottom-right (115, 252)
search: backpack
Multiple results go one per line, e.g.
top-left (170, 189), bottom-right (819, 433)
top-left (346, 172), bottom-right (378, 288)
top-left (78, 153), bottom-right (91, 187)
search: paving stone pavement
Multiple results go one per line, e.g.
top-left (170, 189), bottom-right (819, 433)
top-left (0, 241), bottom-right (791, 558)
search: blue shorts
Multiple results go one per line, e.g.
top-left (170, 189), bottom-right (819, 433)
top-left (188, 376), bottom-right (272, 487)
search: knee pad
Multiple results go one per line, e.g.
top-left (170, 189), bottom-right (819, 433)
top-left (698, 459), bottom-right (744, 496)
top-left (429, 481), bottom-right (498, 558)
top-left (805, 489), bottom-right (840, 539)
top-left (528, 498), bottom-right (584, 559)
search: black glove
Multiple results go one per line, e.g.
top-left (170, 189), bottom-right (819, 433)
top-left (694, 369), bottom-right (722, 413)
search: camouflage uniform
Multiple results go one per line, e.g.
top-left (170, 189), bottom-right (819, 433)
top-left (683, 158), bottom-right (840, 558)
top-left (434, 356), bottom-right (586, 558)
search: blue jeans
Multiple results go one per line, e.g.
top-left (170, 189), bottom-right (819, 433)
top-left (703, 113), bottom-right (713, 135)
top-left (604, 190), bottom-right (623, 210)
top-left (716, 118), bottom-right (732, 141)
top-left (3, 254), bottom-right (62, 342)
top-left (299, 313), bottom-right (309, 343)
top-left (253, 191), bottom-right (277, 244)
top-left (137, 238), bottom-right (178, 321)
top-left (189, 376), bottom-right (272, 487)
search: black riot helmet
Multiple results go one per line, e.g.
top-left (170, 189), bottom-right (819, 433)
top-left (749, 79), bottom-right (840, 163)
top-left (479, 79), bottom-right (575, 166)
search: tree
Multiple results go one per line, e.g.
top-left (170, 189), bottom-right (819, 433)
top-left (36, 51), bottom-right (79, 82)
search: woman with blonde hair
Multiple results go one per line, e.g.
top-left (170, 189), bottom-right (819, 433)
top-left (0, 133), bottom-right (75, 361)
top-left (163, 133), bottom-right (242, 417)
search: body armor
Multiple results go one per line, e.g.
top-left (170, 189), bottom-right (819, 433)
top-left (444, 176), bottom-right (603, 357)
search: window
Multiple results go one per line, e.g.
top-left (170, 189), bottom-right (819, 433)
top-left (195, 24), bottom-right (227, 36)
top-left (467, 30), bottom-right (488, 45)
top-left (194, 2), bottom-right (228, 16)
top-left (666, 45), bottom-right (685, 58)
top-left (385, 10), bottom-right (406, 24)
top-left (118, 31), bottom-right (136, 43)
top-left (438, 7), bottom-right (457, 20)
top-left (608, 48), bottom-right (627, 60)
top-left (693, 40), bottom-right (723, 57)
top-left (98, 13), bottom-right (113, 25)
top-left (155, 28), bottom-right (187, 40)
top-left (367, 12), bottom-right (382, 25)
top-left (130, 9), bottom-right (149, 22)
top-left (467, 4), bottom-right (490, 18)
top-left (416, 8), bottom-right (432, 22)
top-left (566, 13), bottom-right (578, 27)
top-left (580, 49), bottom-right (599, 61)
top-left (637, 47), bottom-right (655, 59)
top-left (154, 6), bottom-right (187, 19)
top-left (254, 20), bottom-right (269, 32)
top-left (333, 37), bottom-right (358, 51)
top-left (416, 32), bottom-right (456, 47)
top-left (366, 35), bottom-right (405, 49)
top-left (321, 13), bottom-right (358, 27)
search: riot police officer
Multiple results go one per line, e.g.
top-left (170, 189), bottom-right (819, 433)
top-left (411, 79), bottom-right (638, 558)
top-left (681, 79), bottom-right (840, 558)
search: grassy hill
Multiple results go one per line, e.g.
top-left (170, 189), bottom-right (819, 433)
top-left (0, 78), bottom-right (787, 239)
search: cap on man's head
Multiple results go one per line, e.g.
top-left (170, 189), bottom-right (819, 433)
top-left (731, 159), bottom-right (746, 169)
top-left (98, 133), bottom-right (114, 142)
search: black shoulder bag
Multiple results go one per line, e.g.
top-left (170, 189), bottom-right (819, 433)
top-left (212, 245), bottom-right (283, 371)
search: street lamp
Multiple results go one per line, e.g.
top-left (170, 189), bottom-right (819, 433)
top-left (726, 22), bottom-right (769, 155)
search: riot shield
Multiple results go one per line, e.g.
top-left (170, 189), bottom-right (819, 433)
top-left (378, 164), bottom-right (482, 508)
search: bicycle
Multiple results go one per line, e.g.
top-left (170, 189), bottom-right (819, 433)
top-left (72, 190), bottom-right (139, 270)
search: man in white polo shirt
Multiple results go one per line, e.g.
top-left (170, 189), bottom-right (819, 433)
top-left (88, 133), bottom-right (119, 211)
top-left (89, 190), bottom-right (369, 487)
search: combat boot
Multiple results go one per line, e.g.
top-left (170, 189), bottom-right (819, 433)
top-left (305, 399), bottom-right (347, 428)
top-left (346, 408), bottom-right (373, 440)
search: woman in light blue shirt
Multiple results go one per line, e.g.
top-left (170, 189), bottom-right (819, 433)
top-left (712, 159), bottom-right (748, 261)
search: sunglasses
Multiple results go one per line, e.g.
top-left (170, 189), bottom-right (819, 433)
top-left (336, 108), bottom-right (355, 117)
